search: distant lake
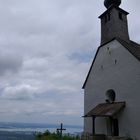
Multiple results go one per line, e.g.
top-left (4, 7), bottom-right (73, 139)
top-left (0, 122), bottom-right (83, 134)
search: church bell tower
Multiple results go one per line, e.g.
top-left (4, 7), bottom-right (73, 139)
top-left (99, 0), bottom-right (130, 45)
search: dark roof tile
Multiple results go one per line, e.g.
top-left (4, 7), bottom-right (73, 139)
top-left (117, 38), bottom-right (140, 61)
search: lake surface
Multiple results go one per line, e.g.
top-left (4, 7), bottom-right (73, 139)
top-left (0, 122), bottom-right (83, 140)
top-left (0, 122), bottom-right (83, 134)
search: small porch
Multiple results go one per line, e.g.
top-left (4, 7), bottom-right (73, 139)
top-left (83, 102), bottom-right (126, 140)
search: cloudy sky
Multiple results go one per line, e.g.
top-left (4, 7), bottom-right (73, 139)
top-left (0, 0), bottom-right (139, 126)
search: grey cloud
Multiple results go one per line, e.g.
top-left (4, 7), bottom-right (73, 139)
top-left (0, 52), bottom-right (23, 75)
top-left (1, 84), bottom-right (37, 100)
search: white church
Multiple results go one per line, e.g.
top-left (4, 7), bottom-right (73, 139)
top-left (83, 0), bottom-right (140, 140)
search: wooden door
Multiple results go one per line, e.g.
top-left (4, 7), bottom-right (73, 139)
top-left (113, 119), bottom-right (119, 136)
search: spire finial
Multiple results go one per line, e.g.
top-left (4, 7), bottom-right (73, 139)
top-left (104, 0), bottom-right (121, 9)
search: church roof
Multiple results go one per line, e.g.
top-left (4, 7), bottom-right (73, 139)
top-left (118, 38), bottom-right (140, 61)
top-left (82, 38), bottom-right (140, 89)
top-left (84, 102), bottom-right (125, 117)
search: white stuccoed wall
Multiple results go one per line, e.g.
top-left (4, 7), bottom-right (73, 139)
top-left (84, 40), bottom-right (140, 139)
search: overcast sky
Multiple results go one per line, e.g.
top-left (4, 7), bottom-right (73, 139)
top-left (0, 0), bottom-right (139, 126)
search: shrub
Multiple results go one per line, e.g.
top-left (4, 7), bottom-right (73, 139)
top-left (35, 130), bottom-right (80, 140)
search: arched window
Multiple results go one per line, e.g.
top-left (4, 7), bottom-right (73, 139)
top-left (105, 89), bottom-right (116, 103)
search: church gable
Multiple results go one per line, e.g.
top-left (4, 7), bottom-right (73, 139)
top-left (83, 38), bottom-right (140, 89)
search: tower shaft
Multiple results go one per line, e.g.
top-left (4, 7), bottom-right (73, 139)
top-left (99, 7), bottom-right (130, 45)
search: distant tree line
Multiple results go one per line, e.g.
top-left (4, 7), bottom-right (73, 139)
top-left (35, 130), bottom-right (80, 140)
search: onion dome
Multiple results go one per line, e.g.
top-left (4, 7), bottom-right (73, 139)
top-left (104, 0), bottom-right (121, 9)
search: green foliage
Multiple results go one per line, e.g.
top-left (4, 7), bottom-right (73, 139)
top-left (35, 130), bottom-right (80, 140)
top-left (43, 130), bottom-right (51, 136)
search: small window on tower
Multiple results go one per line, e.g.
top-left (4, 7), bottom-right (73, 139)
top-left (108, 13), bottom-right (110, 21)
top-left (105, 13), bottom-right (110, 23)
top-left (105, 15), bottom-right (107, 23)
top-left (119, 12), bottom-right (123, 20)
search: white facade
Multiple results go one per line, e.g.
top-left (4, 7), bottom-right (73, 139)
top-left (84, 40), bottom-right (140, 139)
